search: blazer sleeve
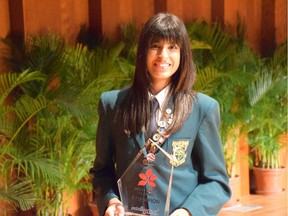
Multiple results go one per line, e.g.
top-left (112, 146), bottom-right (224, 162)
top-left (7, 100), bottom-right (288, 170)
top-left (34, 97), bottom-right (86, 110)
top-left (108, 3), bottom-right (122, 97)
top-left (89, 93), bottom-right (119, 216)
top-left (182, 99), bottom-right (231, 215)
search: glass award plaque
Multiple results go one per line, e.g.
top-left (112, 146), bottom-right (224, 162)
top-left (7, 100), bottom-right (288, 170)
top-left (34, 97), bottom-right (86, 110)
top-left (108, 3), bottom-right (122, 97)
top-left (117, 140), bottom-right (174, 216)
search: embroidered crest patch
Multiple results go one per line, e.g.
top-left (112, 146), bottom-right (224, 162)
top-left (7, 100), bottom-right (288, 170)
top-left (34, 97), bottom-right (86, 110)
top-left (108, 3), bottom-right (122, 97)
top-left (171, 140), bottom-right (189, 167)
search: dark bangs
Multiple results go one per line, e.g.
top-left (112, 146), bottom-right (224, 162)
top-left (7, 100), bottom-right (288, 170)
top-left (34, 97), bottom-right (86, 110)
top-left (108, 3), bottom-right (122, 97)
top-left (146, 16), bottom-right (183, 47)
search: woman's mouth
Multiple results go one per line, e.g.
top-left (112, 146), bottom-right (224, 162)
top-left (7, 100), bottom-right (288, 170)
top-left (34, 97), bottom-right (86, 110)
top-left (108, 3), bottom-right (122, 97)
top-left (154, 62), bottom-right (171, 69)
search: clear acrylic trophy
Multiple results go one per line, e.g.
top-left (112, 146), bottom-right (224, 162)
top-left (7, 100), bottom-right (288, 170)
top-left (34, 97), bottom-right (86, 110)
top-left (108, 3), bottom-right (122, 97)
top-left (117, 139), bottom-right (174, 216)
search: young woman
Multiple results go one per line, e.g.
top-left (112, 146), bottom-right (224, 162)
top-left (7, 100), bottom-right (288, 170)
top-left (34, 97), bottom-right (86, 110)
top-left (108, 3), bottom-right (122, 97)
top-left (90, 13), bottom-right (231, 216)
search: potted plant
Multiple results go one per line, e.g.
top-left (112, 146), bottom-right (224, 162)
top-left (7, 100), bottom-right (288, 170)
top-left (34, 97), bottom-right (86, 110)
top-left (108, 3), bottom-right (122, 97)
top-left (247, 42), bottom-right (287, 195)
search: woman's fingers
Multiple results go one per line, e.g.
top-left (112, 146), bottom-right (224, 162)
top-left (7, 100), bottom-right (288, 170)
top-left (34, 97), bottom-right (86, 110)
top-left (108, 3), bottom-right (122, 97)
top-left (105, 202), bottom-right (125, 216)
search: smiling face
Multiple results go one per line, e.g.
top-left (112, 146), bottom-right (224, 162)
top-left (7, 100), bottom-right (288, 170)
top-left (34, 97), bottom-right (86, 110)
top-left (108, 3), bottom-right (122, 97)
top-left (146, 40), bottom-right (181, 93)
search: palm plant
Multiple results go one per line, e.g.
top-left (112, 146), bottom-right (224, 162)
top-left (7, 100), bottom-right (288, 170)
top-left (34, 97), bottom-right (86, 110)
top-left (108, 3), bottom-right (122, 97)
top-left (0, 34), bottom-right (134, 215)
top-left (0, 70), bottom-right (62, 214)
top-left (248, 41), bottom-right (287, 169)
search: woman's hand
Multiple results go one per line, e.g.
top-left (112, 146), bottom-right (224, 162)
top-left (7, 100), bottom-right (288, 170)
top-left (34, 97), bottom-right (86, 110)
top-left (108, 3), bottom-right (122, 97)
top-left (170, 208), bottom-right (192, 216)
top-left (105, 198), bottom-right (125, 216)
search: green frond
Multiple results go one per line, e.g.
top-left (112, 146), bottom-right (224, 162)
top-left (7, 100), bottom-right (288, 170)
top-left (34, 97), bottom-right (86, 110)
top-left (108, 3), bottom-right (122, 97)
top-left (272, 40), bottom-right (287, 68)
top-left (248, 66), bottom-right (287, 107)
top-left (248, 69), bottom-right (273, 106)
top-left (0, 70), bottom-right (46, 105)
top-left (14, 94), bottom-right (47, 122)
top-left (62, 43), bottom-right (95, 83)
top-left (3, 145), bottom-right (63, 184)
top-left (0, 95), bottom-right (47, 157)
top-left (186, 21), bottom-right (236, 68)
top-left (60, 138), bottom-right (95, 187)
top-left (190, 40), bottom-right (212, 50)
top-left (0, 180), bottom-right (36, 211)
top-left (193, 66), bottom-right (222, 93)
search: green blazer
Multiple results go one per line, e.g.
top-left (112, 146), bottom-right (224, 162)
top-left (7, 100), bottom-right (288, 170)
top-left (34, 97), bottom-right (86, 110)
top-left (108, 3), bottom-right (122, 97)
top-left (90, 88), bottom-right (231, 216)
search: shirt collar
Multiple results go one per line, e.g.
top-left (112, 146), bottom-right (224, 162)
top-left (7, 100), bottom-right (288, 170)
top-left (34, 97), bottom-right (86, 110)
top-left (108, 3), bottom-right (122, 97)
top-left (149, 85), bottom-right (170, 111)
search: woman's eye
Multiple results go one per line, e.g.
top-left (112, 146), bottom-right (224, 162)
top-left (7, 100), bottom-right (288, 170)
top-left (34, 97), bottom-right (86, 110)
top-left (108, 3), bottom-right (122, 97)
top-left (151, 44), bottom-right (160, 49)
top-left (169, 45), bottom-right (178, 49)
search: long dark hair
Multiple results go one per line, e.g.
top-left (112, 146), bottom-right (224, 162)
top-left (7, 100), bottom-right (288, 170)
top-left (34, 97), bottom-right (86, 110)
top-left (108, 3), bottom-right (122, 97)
top-left (121, 12), bottom-right (196, 135)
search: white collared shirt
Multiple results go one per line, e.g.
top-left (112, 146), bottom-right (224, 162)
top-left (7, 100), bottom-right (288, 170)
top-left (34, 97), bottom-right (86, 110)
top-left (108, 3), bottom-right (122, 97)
top-left (149, 85), bottom-right (170, 122)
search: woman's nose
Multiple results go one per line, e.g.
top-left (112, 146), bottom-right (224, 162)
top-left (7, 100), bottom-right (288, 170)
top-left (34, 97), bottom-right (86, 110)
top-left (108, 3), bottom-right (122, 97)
top-left (158, 48), bottom-right (169, 59)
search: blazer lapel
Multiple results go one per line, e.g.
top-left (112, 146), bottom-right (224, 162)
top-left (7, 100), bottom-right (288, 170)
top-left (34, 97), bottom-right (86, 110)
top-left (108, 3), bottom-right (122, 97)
top-left (134, 132), bottom-right (146, 149)
top-left (135, 132), bottom-right (147, 156)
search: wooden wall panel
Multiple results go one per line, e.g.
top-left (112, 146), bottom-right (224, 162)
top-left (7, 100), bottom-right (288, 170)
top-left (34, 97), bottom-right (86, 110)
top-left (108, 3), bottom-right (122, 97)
top-left (88, 0), bottom-right (102, 37)
top-left (22, 0), bottom-right (62, 37)
top-left (261, 0), bottom-right (276, 57)
top-left (153, 0), bottom-right (213, 25)
top-left (275, 0), bottom-right (287, 45)
top-left (0, 0), bottom-right (10, 73)
top-left (1, 0), bottom-right (287, 49)
top-left (100, 0), bottom-right (155, 39)
top-left (22, 0), bottom-right (88, 43)
top-left (166, 0), bottom-right (184, 18)
top-left (224, 0), bottom-right (263, 53)
top-left (131, 0), bottom-right (154, 26)
top-left (101, 0), bottom-right (124, 39)
top-left (212, 0), bottom-right (224, 23)
top-left (2, 0), bottom-right (285, 52)
top-left (182, 0), bottom-right (212, 23)
top-left (8, 0), bottom-right (24, 42)
top-left (154, 0), bottom-right (167, 14)
top-left (0, 0), bottom-right (10, 38)
top-left (223, 0), bottom-right (286, 55)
